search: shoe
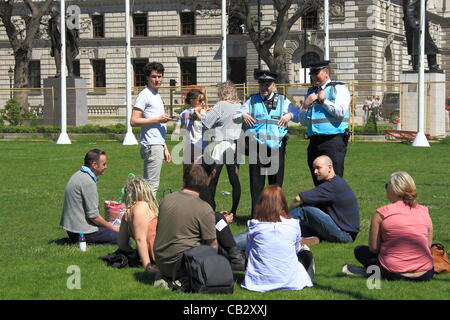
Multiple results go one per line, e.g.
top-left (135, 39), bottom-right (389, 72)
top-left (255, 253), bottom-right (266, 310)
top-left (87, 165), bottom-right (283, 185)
top-left (298, 245), bottom-right (315, 280)
top-left (228, 246), bottom-right (246, 271)
top-left (153, 273), bottom-right (170, 289)
top-left (342, 264), bottom-right (367, 277)
top-left (301, 236), bottom-right (320, 246)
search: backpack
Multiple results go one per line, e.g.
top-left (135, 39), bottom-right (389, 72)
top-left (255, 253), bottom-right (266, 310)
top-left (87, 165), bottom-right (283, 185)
top-left (172, 245), bottom-right (234, 294)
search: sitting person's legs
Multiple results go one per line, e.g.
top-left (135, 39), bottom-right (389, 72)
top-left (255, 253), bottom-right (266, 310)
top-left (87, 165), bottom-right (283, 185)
top-left (289, 206), bottom-right (353, 243)
top-left (354, 245), bottom-right (379, 269)
top-left (233, 232), bottom-right (248, 251)
top-left (67, 227), bottom-right (118, 245)
top-left (214, 212), bottom-right (245, 270)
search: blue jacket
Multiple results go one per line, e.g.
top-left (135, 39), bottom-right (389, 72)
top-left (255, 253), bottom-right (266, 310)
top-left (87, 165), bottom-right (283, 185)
top-left (246, 94), bottom-right (287, 149)
top-left (305, 82), bottom-right (349, 136)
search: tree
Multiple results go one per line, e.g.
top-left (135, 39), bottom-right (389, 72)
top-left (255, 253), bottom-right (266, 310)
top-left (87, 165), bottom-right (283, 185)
top-left (0, 0), bottom-right (53, 110)
top-left (230, 0), bottom-right (323, 84)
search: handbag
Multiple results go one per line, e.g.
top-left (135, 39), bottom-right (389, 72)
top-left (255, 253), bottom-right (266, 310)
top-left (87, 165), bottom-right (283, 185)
top-left (431, 243), bottom-right (450, 273)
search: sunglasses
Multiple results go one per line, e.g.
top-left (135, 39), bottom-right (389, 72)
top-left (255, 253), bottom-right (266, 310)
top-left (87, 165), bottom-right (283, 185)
top-left (385, 183), bottom-right (389, 190)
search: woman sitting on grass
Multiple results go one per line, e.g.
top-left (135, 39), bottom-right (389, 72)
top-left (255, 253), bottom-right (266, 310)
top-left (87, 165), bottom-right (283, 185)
top-left (241, 185), bottom-right (314, 292)
top-left (117, 177), bottom-right (158, 271)
top-left (345, 171), bottom-right (434, 281)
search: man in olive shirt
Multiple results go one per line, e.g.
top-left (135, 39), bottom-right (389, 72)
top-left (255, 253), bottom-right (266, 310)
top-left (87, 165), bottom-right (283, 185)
top-left (154, 164), bottom-right (217, 279)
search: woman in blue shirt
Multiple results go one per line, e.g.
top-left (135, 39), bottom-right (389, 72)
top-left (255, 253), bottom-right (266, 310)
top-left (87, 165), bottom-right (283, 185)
top-left (242, 185), bottom-right (314, 292)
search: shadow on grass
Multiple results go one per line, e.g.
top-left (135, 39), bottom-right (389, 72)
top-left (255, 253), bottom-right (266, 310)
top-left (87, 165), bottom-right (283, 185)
top-left (134, 270), bottom-right (160, 286)
top-left (312, 282), bottom-right (375, 300)
top-left (48, 237), bottom-right (75, 245)
top-left (233, 271), bottom-right (245, 285)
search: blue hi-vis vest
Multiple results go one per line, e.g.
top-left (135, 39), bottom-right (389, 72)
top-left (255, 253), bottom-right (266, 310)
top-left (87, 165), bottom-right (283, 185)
top-left (246, 93), bottom-right (287, 149)
top-left (305, 82), bottom-right (349, 136)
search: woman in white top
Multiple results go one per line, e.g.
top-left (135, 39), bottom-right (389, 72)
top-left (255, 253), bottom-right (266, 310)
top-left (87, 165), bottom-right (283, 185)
top-left (242, 185), bottom-right (314, 292)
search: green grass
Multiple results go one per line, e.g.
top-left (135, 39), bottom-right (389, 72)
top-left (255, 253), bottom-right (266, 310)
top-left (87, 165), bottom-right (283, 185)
top-left (0, 137), bottom-right (449, 300)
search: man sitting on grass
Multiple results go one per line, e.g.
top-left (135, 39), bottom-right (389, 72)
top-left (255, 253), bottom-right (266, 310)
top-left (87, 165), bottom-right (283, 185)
top-left (153, 164), bottom-right (245, 286)
top-left (289, 155), bottom-right (360, 244)
top-left (60, 149), bottom-right (119, 244)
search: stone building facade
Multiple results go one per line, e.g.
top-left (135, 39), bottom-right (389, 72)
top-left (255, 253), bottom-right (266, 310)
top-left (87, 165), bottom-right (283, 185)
top-left (0, 0), bottom-right (448, 120)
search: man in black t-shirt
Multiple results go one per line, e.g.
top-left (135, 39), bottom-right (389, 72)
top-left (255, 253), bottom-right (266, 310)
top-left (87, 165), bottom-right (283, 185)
top-left (289, 155), bottom-right (360, 243)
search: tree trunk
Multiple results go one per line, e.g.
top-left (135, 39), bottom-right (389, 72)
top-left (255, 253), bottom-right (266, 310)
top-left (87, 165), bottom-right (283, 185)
top-left (13, 48), bottom-right (32, 110)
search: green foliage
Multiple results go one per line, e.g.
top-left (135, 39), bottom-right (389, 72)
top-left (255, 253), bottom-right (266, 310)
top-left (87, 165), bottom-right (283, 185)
top-left (363, 111), bottom-right (378, 134)
top-left (438, 136), bottom-right (450, 144)
top-left (353, 124), bottom-right (393, 135)
top-left (1, 98), bottom-right (30, 126)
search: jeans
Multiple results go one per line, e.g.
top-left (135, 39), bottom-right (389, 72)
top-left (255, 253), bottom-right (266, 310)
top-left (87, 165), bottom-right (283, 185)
top-left (233, 232), bottom-right (248, 251)
top-left (288, 206), bottom-right (353, 243)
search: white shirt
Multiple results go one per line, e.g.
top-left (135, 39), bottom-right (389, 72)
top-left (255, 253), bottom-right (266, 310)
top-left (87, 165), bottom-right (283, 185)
top-left (242, 217), bottom-right (313, 292)
top-left (134, 87), bottom-right (166, 146)
top-left (298, 79), bottom-right (351, 125)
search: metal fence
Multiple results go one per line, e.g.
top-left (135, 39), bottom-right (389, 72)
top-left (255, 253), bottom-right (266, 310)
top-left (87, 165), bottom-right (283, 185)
top-left (1, 81), bottom-right (449, 137)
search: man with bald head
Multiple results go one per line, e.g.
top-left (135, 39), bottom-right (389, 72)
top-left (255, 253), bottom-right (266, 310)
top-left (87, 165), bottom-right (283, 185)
top-left (289, 155), bottom-right (360, 244)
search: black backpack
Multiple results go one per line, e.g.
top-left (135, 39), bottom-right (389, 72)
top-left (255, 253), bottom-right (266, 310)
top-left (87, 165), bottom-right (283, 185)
top-left (172, 245), bottom-right (234, 294)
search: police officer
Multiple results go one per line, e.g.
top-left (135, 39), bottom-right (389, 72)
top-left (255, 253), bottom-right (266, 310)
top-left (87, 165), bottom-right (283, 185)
top-left (299, 60), bottom-right (351, 186)
top-left (234, 70), bottom-right (300, 215)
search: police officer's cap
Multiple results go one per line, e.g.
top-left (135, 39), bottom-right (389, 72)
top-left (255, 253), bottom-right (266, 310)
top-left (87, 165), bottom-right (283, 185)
top-left (255, 70), bottom-right (278, 82)
top-left (308, 60), bottom-right (331, 75)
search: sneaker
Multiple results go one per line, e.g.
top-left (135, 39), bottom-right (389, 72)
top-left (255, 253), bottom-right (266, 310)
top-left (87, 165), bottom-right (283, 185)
top-left (301, 236), bottom-right (320, 246)
top-left (342, 264), bottom-right (367, 277)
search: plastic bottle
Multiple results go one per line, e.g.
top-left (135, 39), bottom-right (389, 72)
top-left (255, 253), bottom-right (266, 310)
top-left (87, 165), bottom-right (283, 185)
top-left (79, 232), bottom-right (87, 252)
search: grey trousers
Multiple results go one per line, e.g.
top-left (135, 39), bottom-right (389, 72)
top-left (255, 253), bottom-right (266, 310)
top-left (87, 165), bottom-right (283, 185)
top-left (140, 144), bottom-right (165, 195)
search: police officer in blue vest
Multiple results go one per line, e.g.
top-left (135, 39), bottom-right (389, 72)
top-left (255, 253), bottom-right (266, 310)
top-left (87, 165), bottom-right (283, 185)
top-left (234, 70), bottom-right (300, 215)
top-left (299, 60), bottom-right (351, 186)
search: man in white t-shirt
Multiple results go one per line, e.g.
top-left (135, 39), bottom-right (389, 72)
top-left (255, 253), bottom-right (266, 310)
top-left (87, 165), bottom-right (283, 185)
top-left (131, 62), bottom-right (172, 195)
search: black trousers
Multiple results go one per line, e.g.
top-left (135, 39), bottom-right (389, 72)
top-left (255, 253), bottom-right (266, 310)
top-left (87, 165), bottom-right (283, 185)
top-left (249, 142), bottom-right (286, 216)
top-left (307, 134), bottom-right (347, 186)
top-left (202, 163), bottom-right (241, 215)
top-left (354, 245), bottom-right (434, 282)
top-left (214, 212), bottom-right (238, 253)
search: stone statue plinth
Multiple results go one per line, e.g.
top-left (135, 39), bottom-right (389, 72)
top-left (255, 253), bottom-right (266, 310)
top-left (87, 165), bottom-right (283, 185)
top-left (42, 77), bottom-right (87, 126)
top-left (399, 72), bottom-right (446, 137)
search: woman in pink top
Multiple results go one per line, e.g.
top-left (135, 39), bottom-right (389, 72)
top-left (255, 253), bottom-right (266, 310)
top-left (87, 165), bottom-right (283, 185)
top-left (353, 171), bottom-right (434, 281)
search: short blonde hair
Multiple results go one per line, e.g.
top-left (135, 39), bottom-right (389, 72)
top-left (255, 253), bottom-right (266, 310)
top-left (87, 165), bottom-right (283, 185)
top-left (217, 81), bottom-right (239, 102)
top-left (386, 171), bottom-right (418, 207)
top-left (123, 176), bottom-right (158, 218)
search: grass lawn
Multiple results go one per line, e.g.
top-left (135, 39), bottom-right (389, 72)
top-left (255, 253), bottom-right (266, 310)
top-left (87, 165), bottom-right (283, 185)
top-left (0, 137), bottom-right (449, 300)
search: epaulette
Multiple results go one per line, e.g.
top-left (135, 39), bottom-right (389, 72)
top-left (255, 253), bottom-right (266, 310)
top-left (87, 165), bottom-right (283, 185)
top-left (326, 81), bottom-right (345, 87)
